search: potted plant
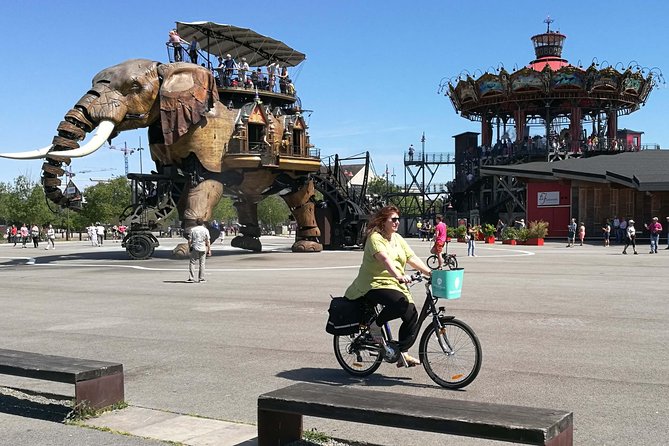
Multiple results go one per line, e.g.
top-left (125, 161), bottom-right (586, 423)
top-left (516, 227), bottom-right (530, 244)
top-left (481, 223), bottom-right (496, 244)
top-left (501, 227), bottom-right (518, 245)
top-left (446, 226), bottom-right (455, 243)
top-left (526, 220), bottom-right (549, 245)
top-left (455, 224), bottom-right (467, 242)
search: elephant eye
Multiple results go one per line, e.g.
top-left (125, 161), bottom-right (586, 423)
top-left (129, 81), bottom-right (143, 92)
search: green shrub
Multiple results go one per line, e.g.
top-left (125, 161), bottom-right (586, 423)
top-left (517, 227), bottom-right (530, 242)
top-left (501, 226), bottom-right (518, 240)
top-left (455, 225), bottom-right (467, 238)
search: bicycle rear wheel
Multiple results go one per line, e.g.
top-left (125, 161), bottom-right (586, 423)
top-left (446, 255), bottom-right (458, 270)
top-left (334, 333), bottom-right (383, 377)
top-left (419, 318), bottom-right (481, 389)
top-left (426, 255), bottom-right (440, 270)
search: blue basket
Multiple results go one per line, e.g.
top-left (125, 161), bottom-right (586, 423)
top-left (432, 268), bottom-right (464, 299)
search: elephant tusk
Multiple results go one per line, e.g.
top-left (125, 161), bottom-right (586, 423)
top-left (47, 120), bottom-right (116, 159)
top-left (0, 145), bottom-right (53, 160)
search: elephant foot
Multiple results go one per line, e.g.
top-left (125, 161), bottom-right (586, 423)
top-left (172, 242), bottom-right (190, 259)
top-left (231, 235), bottom-right (262, 252)
top-left (291, 240), bottom-right (323, 252)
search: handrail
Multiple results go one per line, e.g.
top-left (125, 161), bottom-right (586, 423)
top-left (164, 43), bottom-right (298, 95)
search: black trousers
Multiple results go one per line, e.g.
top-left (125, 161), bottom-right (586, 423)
top-left (623, 236), bottom-right (636, 252)
top-left (364, 288), bottom-right (419, 352)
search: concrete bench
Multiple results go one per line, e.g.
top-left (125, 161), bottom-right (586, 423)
top-left (0, 348), bottom-right (124, 410)
top-left (258, 383), bottom-right (572, 445)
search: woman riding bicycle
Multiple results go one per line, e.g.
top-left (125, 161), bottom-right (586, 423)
top-left (344, 206), bottom-right (432, 367)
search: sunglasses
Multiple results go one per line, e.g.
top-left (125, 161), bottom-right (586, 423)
top-left (389, 217), bottom-right (400, 223)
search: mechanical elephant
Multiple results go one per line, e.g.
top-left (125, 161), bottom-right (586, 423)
top-left (1, 59), bottom-right (322, 255)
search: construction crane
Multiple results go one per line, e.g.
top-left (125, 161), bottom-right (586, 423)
top-left (109, 142), bottom-right (141, 175)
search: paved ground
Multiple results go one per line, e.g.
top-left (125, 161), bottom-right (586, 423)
top-left (0, 235), bottom-right (668, 445)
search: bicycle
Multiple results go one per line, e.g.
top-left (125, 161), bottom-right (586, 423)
top-left (333, 272), bottom-right (482, 389)
top-left (426, 241), bottom-right (458, 270)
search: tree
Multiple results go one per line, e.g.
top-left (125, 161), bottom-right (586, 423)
top-left (79, 177), bottom-right (132, 225)
top-left (257, 195), bottom-right (289, 229)
top-left (211, 197), bottom-right (237, 225)
top-left (0, 176), bottom-right (53, 226)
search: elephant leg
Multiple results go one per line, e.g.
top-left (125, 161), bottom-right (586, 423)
top-left (172, 179), bottom-right (223, 258)
top-left (231, 198), bottom-right (262, 252)
top-left (282, 180), bottom-right (323, 252)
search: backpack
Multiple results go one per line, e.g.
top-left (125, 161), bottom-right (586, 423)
top-left (325, 297), bottom-right (363, 335)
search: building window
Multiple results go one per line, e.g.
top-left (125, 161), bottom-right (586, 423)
top-left (293, 129), bottom-right (303, 156)
top-left (610, 189), bottom-right (618, 217)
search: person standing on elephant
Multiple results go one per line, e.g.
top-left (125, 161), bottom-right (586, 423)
top-left (238, 57), bottom-right (249, 85)
top-left (279, 66), bottom-right (288, 93)
top-left (167, 29), bottom-right (187, 62)
top-left (189, 38), bottom-right (200, 65)
top-left (187, 218), bottom-right (211, 283)
top-left (222, 54), bottom-right (236, 87)
top-left (267, 60), bottom-right (278, 92)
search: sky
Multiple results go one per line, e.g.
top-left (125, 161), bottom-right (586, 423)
top-left (1, 0), bottom-right (667, 190)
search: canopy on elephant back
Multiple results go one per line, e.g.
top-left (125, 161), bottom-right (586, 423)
top-left (176, 21), bottom-right (306, 67)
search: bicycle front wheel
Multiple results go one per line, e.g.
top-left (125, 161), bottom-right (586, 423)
top-left (446, 255), bottom-right (458, 270)
top-left (419, 318), bottom-right (482, 389)
top-left (426, 255), bottom-right (440, 270)
top-left (334, 334), bottom-right (383, 377)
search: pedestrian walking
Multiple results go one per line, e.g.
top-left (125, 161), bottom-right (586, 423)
top-left (578, 222), bottom-right (586, 246)
top-left (622, 220), bottom-right (637, 255)
top-left (45, 224), bottom-right (56, 250)
top-left (602, 220), bottom-right (611, 247)
top-left (466, 223), bottom-right (477, 256)
top-left (645, 217), bottom-right (662, 254)
top-left (187, 218), bottom-right (211, 283)
top-left (96, 222), bottom-right (105, 246)
top-left (20, 223), bottom-right (29, 248)
top-left (30, 224), bottom-right (40, 248)
top-left (567, 218), bottom-right (577, 247)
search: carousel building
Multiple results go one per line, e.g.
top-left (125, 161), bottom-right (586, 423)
top-left (441, 18), bottom-right (666, 236)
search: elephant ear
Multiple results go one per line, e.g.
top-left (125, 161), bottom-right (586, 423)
top-left (157, 64), bottom-right (219, 145)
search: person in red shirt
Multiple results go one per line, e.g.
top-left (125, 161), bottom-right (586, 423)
top-left (645, 217), bottom-right (662, 254)
top-left (432, 215), bottom-right (447, 269)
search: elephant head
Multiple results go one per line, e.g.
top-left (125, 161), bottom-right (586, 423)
top-left (1, 59), bottom-right (219, 207)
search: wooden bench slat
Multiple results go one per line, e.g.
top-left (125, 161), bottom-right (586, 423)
top-left (259, 383), bottom-right (572, 445)
top-left (0, 349), bottom-right (124, 410)
top-left (0, 349), bottom-right (123, 383)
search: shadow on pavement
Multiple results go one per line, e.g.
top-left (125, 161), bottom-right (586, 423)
top-left (0, 388), bottom-right (71, 423)
top-left (276, 367), bottom-right (443, 391)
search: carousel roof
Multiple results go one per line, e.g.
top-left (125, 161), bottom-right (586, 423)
top-left (444, 24), bottom-right (657, 121)
top-left (176, 21), bottom-right (306, 67)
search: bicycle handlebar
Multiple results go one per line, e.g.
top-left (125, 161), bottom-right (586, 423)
top-left (410, 271), bottom-right (429, 282)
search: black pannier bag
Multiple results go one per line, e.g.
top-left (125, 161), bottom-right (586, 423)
top-left (326, 297), bottom-right (363, 335)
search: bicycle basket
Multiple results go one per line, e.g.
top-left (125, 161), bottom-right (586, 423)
top-left (432, 268), bottom-right (464, 299)
top-left (326, 297), bottom-right (363, 335)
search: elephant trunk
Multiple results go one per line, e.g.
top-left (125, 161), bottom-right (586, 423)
top-left (42, 93), bottom-right (103, 207)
